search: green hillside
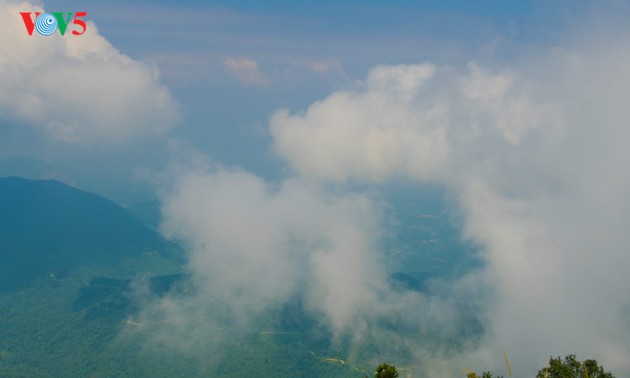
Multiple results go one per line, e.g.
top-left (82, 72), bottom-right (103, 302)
top-left (0, 274), bottom-right (362, 377)
top-left (0, 177), bottom-right (175, 291)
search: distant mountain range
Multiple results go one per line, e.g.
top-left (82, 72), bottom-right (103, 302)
top-left (0, 177), bottom-right (170, 291)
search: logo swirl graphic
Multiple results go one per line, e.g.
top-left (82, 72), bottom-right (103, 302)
top-left (35, 13), bottom-right (57, 36)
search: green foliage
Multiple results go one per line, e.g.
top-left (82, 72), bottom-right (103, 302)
top-left (466, 372), bottom-right (502, 378)
top-left (374, 363), bottom-right (399, 378)
top-left (468, 354), bottom-right (615, 378)
top-left (0, 276), bottom-right (362, 377)
top-left (536, 355), bottom-right (615, 378)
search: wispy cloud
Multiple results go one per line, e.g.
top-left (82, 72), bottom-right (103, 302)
top-left (303, 59), bottom-right (346, 76)
top-left (224, 57), bottom-right (268, 86)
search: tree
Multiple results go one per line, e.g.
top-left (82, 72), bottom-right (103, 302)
top-left (536, 355), bottom-right (615, 378)
top-left (374, 363), bottom-right (399, 378)
top-left (466, 371), bottom-right (503, 378)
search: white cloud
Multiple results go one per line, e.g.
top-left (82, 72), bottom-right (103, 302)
top-left (0, 0), bottom-right (179, 143)
top-left (158, 168), bottom-right (386, 334)
top-left (268, 31), bottom-right (630, 375)
top-left (139, 164), bottom-right (483, 375)
top-left (224, 56), bottom-right (267, 86)
top-left (270, 63), bottom-right (453, 183)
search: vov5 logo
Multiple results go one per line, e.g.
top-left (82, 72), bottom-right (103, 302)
top-left (20, 12), bottom-right (88, 36)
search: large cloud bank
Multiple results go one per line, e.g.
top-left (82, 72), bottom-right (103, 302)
top-left (269, 30), bottom-right (630, 374)
top-left (139, 167), bottom-right (484, 375)
top-left (147, 24), bottom-right (630, 378)
top-left (0, 0), bottom-right (178, 143)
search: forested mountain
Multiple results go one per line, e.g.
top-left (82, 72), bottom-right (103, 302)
top-left (0, 177), bottom-right (170, 291)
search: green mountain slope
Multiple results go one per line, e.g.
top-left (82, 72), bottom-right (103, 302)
top-left (0, 177), bottom-right (171, 291)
